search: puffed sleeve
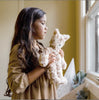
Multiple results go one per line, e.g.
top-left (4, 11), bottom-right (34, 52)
top-left (7, 44), bottom-right (29, 94)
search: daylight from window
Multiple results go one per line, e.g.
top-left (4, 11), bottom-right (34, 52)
top-left (86, 1), bottom-right (99, 73)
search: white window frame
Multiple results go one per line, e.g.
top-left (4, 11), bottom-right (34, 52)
top-left (86, 0), bottom-right (99, 85)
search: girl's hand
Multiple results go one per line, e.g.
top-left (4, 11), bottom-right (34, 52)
top-left (59, 49), bottom-right (64, 57)
top-left (46, 53), bottom-right (56, 69)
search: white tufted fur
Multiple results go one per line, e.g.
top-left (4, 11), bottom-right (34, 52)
top-left (39, 28), bottom-right (70, 85)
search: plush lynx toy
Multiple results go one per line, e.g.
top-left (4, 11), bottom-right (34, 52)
top-left (39, 28), bottom-right (70, 84)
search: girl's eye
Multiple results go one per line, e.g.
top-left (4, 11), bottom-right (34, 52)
top-left (41, 23), bottom-right (45, 25)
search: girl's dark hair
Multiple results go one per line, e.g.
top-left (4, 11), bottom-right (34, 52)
top-left (4, 7), bottom-right (46, 97)
top-left (11, 7), bottom-right (46, 69)
top-left (11, 7), bottom-right (46, 49)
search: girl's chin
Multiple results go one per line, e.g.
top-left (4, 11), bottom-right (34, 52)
top-left (41, 37), bottom-right (45, 39)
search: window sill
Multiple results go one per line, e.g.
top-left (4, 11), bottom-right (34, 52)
top-left (84, 77), bottom-right (99, 99)
top-left (86, 71), bottom-right (99, 85)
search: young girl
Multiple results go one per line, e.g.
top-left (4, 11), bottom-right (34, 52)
top-left (4, 7), bottom-right (59, 99)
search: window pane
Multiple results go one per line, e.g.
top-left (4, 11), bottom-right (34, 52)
top-left (89, 17), bottom-right (95, 72)
top-left (86, 0), bottom-right (99, 74)
top-left (95, 14), bottom-right (99, 72)
top-left (86, 0), bottom-right (95, 13)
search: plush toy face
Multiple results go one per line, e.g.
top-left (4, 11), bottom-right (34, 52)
top-left (50, 29), bottom-right (70, 49)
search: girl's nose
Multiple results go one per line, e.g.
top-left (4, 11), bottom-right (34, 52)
top-left (45, 26), bottom-right (48, 30)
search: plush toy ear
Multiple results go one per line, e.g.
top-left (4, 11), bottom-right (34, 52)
top-left (53, 28), bottom-right (60, 35)
top-left (64, 34), bottom-right (70, 41)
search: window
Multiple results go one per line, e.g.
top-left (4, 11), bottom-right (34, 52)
top-left (95, 14), bottom-right (99, 72)
top-left (86, 0), bottom-right (99, 77)
top-left (86, 0), bottom-right (95, 13)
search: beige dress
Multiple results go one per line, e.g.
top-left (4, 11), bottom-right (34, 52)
top-left (7, 43), bottom-right (57, 99)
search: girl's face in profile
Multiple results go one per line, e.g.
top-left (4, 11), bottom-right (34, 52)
top-left (32, 14), bottom-right (48, 40)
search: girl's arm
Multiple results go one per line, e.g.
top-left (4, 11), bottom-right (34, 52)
top-left (27, 66), bottom-right (46, 85)
top-left (27, 53), bottom-right (56, 85)
top-left (8, 44), bottom-right (56, 94)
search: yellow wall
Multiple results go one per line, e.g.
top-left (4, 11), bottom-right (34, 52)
top-left (0, 1), bottom-right (19, 99)
top-left (0, 0), bottom-right (76, 99)
top-left (75, 0), bottom-right (80, 72)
